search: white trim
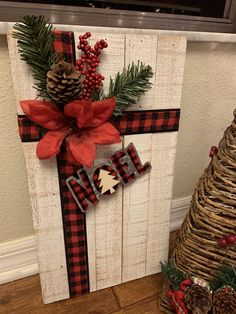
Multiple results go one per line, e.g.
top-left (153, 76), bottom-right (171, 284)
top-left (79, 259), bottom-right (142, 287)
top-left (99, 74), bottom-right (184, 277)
top-left (170, 196), bottom-right (191, 232)
top-left (1, 22), bottom-right (236, 42)
top-left (0, 196), bottom-right (190, 284)
top-left (0, 236), bottom-right (38, 284)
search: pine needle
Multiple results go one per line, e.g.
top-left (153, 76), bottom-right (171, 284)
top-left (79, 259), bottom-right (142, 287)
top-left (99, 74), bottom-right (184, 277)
top-left (161, 262), bottom-right (186, 291)
top-left (106, 61), bottom-right (153, 115)
top-left (13, 15), bottom-right (56, 100)
top-left (211, 264), bottom-right (236, 291)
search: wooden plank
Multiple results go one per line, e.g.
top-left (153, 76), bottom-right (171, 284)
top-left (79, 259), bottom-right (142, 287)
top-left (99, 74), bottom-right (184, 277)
top-left (112, 296), bottom-right (159, 314)
top-left (22, 143), bottom-right (69, 304)
top-left (125, 34), bottom-right (157, 110)
top-left (113, 273), bottom-right (163, 308)
top-left (145, 132), bottom-right (178, 276)
top-left (7, 33), bottom-right (70, 303)
top-left (122, 133), bottom-right (177, 281)
top-left (7, 33), bottom-right (37, 115)
top-left (74, 31), bottom-right (125, 291)
top-left (155, 36), bottom-right (187, 109)
top-left (86, 143), bottom-right (123, 291)
top-left (122, 134), bottom-right (152, 282)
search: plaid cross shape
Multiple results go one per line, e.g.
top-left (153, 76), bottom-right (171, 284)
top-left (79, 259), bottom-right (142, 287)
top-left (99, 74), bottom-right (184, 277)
top-left (17, 30), bottom-right (181, 297)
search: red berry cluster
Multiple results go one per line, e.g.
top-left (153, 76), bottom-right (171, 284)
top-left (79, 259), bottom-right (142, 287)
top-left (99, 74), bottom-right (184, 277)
top-left (209, 145), bottom-right (218, 158)
top-left (76, 32), bottom-right (108, 100)
top-left (218, 234), bottom-right (236, 247)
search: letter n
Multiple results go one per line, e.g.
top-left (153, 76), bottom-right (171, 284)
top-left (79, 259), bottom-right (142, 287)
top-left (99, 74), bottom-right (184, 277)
top-left (66, 168), bottom-right (98, 212)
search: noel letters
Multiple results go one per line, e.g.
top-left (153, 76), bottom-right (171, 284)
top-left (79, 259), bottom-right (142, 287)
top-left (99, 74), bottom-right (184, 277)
top-left (66, 143), bottom-right (151, 212)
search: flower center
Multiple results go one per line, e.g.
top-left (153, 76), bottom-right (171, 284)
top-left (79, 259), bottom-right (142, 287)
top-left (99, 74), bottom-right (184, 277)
top-left (70, 119), bottom-right (81, 136)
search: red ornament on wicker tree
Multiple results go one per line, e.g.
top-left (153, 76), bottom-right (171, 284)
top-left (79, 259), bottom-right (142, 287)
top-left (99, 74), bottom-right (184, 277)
top-left (209, 145), bottom-right (218, 158)
top-left (76, 32), bottom-right (108, 100)
top-left (218, 234), bottom-right (236, 247)
top-left (20, 97), bottom-right (120, 168)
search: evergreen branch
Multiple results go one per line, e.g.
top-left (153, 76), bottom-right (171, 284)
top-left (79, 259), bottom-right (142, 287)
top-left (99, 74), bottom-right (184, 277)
top-left (13, 15), bottom-right (56, 100)
top-left (106, 61), bottom-right (153, 116)
top-left (211, 264), bottom-right (236, 291)
top-left (161, 262), bottom-right (186, 291)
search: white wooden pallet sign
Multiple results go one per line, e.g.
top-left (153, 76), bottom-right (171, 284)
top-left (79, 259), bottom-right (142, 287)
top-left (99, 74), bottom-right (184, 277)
top-left (7, 28), bottom-right (186, 304)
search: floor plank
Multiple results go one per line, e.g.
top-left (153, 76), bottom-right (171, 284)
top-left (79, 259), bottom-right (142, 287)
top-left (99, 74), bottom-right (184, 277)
top-left (112, 273), bottom-right (163, 308)
top-left (111, 296), bottom-right (163, 314)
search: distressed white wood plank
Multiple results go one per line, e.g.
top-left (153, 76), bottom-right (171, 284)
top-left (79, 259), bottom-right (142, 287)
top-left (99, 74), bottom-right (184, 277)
top-left (7, 32), bottom-right (37, 115)
top-left (145, 132), bottom-right (177, 275)
top-left (155, 36), bottom-right (187, 109)
top-left (125, 34), bottom-right (157, 110)
top-left (74, 31), bottom-right (125, 92)
top-left (21, 143), bottom-right (69, 303)
top-left (86, 143), bottom-right (123, 291)
top-left (73, 31), bottom-right (125, 291)
top-left (122, 134), bottom-right (151, 282)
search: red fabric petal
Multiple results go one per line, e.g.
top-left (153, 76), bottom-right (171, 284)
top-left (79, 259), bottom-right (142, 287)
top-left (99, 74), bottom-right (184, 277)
top-left (67, 143), bottom-right (81, 166)
top-left (20, 100), bottom-right (67, 130)
top-left (67, 134), bottom-right (96, 168)
top-left (36, 129), bottom-right (68, 159)
top-left (64, 100), bottom-right (93, 128)
top-left (88, 97), bottom-right (116, 128)
top-left (87, 122), bottom-right (121, 144)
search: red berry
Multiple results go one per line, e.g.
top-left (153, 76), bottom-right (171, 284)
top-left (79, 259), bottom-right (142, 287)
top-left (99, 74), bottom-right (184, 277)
top-left (86, 32), bottom-right (91, 38)
top-left (209, 146), bottom-right (218, 158)
top-left (79, 35), bottom-right (83, 40)
top-left (218, 238), bottom-right (228, 247)
top-left (226, 234), bottom-right (236, 244)
top-left (81, 71), bottom-right (86, 75)
top-left (103, 42), bottom-right (108, 48)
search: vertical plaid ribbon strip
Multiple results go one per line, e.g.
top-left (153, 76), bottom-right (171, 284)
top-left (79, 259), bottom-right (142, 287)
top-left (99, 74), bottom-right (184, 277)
top-left (54, 31), bottom-right (90, 296)
top-left (17, 31), bottom-right (180, 297)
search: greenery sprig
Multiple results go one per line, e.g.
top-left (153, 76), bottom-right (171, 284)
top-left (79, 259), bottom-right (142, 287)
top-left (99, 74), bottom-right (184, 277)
top-left (161, 262), bottom-right (186, 291)
top-left (211, 264), bottom-right (236, 291)
top-left (106, 61), bottom-right (153, 116)
top-left (13, 15), bottom-right (56, 100)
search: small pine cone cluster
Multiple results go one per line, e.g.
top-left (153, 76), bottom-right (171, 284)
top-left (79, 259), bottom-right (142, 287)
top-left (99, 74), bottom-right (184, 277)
top-left (46, 61), bottom-right (82, 104)
top-left (184, 285), bottom-right (212, 314)
top-left (212, 287), bottom-right (236, 314)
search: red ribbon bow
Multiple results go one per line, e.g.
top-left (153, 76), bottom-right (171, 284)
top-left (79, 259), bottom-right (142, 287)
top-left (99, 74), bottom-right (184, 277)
top-left (166, 278), bottom-right (193, 314)
top-left (20, 97), bottom-right (121, 168)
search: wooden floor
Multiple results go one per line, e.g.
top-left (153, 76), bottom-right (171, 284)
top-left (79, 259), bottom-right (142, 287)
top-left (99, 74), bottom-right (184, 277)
top-left (0, 273), bottom-right (165, 314)
top-left (0, 233), bottom-right (177, 314)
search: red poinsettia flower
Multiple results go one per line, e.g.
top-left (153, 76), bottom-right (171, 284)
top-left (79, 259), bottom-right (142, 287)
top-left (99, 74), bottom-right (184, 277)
top-left (20, 97), bottom-right (120, 168)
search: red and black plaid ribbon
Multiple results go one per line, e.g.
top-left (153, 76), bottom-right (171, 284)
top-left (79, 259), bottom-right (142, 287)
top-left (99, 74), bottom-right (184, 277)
top-left (53, 31), bottom-right (90, 296)
top-left (17, 30), bottom-right (180, 297)
top-left (18, 109), bottom-right (180, 142)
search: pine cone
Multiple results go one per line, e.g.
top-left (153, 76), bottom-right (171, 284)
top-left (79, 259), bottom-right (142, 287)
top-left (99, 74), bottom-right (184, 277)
top-left (184, 285), bottom-right (212, 314)
top-left (212, 287), bottom-right (236, 314)
top-left (46, 61), bottom-right (82, 104)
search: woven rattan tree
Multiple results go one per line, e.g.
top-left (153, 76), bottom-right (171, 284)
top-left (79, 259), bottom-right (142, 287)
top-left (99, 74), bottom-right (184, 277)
top-left (161, 109), bottom-right (236, 313)
top-left (171, 109), bottom-right (236, 277)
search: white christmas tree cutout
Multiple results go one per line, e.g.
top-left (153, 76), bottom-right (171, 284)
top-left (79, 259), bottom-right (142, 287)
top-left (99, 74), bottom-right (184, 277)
top-left (98, 169), bottom-right (120, 194)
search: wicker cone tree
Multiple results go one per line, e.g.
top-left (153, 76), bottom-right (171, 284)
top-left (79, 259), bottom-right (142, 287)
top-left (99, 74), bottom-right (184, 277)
top-left (162, 109), bottom-right (236, 313)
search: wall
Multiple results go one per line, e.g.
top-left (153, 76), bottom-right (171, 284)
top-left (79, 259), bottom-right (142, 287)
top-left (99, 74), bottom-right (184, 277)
top-left (0, 35), bottom-right (236, 243)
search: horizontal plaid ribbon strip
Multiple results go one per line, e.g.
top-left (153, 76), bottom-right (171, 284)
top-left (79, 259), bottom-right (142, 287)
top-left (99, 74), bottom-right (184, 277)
top-left (18, 109), bottom-right (180, 142)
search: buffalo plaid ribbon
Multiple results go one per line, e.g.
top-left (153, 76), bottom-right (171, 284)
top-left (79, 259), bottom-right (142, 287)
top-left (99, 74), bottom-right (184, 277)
top-left (17, 31), bottom-right (180, 297)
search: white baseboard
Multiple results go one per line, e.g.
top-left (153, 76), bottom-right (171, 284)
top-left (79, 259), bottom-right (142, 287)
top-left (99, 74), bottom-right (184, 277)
top-left (0, 236), bottom-right (38, 284)
top-left (0, 196), bottom-right (190, 285)
top-left (170, 196), bottom-right (191, 232)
